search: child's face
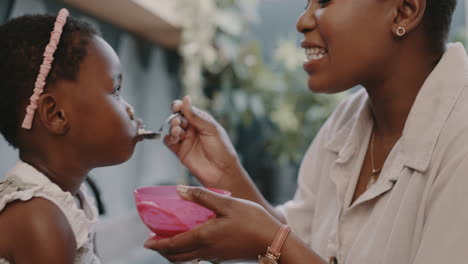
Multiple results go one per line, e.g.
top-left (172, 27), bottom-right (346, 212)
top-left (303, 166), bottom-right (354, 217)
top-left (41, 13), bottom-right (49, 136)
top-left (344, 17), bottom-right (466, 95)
top-left (298, 0), bottom-right (396, 93)
top-left (60, 35), bottom-right (141, 166)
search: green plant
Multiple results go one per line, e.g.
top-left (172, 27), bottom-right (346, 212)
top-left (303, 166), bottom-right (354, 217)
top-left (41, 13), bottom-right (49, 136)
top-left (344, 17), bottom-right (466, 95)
top-left (205, 39), bottom-right (343, 169)
top-left (178, 0), bottom-right (344, 200)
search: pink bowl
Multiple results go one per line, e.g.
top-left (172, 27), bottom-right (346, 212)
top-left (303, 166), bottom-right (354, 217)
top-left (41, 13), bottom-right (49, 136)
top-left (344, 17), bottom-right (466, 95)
top-left (134, 185), bottom-right (231, 239)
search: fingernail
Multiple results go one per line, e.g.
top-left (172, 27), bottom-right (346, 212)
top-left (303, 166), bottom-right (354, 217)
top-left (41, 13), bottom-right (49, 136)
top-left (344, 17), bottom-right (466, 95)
top-left (184, 95), bottom-right (192, 104)
top-left (177, 185), bottom-right (189, 193)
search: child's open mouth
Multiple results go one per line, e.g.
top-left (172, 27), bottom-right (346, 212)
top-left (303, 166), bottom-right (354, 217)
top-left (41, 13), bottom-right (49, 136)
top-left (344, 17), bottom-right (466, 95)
top-left (137, 113), bottom-right (180, 140)
top-left (138, 127), bottom-right (161, 140)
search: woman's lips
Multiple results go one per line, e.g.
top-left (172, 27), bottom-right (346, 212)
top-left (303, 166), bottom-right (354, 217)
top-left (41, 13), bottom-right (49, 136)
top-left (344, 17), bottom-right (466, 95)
top-left (303, 54), bottom-right (327, 74)
top-left (301, 40), bottom-right (328, 71)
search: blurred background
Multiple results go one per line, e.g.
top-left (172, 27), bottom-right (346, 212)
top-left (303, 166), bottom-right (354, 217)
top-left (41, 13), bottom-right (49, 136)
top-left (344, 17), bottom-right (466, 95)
top-left (0, 0), bottom-right (466, 263)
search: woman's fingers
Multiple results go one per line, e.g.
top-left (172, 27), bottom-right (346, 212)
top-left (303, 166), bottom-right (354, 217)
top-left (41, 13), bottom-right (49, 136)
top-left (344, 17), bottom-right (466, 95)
top-left (170, 126), bottom-right (183, 137)
top-left (170, 115), bottom-right (189, 130)
top-left (144, 188), bottom-right (280, 262)
top-left (169, 95), bottom-right (221, 145)
top-left (159, 251), bottom-right (204, 263)
top-left (180, 116), bottom-right (189, 129)
top-left (172, 99), bottom-right (183, 113)
top-left (164, 134), bottom-right (180, 151)
top-left (144, 228), bottom-right (207, 254)
top-left (177, 186), bottom-right (232, 216)
top-left (170, 116), bottom-right (181, 127)
top-left (161, 251), bottom-right (220, 264)
top-left (166, 110), bottom-right (188, 146)
top-left (165, 117), bottom-right (187, 146)
top-left (179, 96), bottom-right (216, 131)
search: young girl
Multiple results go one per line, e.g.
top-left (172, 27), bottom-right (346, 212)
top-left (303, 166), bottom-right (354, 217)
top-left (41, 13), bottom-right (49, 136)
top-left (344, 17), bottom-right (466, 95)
top-left (0, 9), bottom-right (149, 263)
top-left (146, 0), bottom-right (468, 263)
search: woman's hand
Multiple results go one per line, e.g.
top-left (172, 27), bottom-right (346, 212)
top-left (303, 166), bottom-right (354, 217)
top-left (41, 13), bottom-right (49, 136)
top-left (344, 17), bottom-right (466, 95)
top-left (144, 186), bottom-right (282, 262)
top-left (165, 96), bottom-right (243, 187)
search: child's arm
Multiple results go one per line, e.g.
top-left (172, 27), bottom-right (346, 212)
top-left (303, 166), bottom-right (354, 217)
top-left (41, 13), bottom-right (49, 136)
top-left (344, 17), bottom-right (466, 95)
top-left (0, 197), bottom-right (76, 264)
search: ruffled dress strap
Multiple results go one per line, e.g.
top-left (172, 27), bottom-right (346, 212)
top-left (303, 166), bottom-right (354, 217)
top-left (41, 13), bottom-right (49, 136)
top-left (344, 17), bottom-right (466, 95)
top-left (0, 161), bottom-right (98, 249)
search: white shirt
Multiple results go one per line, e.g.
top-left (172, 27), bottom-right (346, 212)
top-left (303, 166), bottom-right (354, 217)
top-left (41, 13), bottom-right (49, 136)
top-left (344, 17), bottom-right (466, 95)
top-left (277, 43), bottom-right (468, 264)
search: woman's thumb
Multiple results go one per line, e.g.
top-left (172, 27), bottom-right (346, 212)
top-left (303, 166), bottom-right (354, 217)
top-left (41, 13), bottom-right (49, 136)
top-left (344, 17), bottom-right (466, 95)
top-left (177, 185), bottom-right (231, 216)
top-left (180, 96), bottom-right (213, 130)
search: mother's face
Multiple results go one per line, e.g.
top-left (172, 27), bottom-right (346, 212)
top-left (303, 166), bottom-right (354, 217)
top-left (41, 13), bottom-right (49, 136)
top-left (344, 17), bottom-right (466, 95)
top-left (297, 0), bottom-right (398, 93)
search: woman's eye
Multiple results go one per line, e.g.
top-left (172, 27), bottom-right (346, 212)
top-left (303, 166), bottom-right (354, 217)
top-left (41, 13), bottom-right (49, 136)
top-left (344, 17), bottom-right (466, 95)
top-left (305, 0), bottom-right (331, 9)
top-left (317, 0), bottom-right (332, 7)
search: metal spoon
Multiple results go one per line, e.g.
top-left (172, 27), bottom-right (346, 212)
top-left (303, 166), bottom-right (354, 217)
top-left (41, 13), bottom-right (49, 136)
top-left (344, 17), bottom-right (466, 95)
top-left (138, 113), bottom-right (180, 140)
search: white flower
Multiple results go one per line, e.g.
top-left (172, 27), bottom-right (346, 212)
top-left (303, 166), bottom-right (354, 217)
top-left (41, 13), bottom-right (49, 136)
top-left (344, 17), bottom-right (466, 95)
top-left (176, 0), bottom-right (259, 106)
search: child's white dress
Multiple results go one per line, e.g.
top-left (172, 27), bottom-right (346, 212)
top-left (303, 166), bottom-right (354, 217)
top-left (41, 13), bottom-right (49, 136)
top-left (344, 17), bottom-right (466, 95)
top-left (0, 162), bottom-right (101, 264)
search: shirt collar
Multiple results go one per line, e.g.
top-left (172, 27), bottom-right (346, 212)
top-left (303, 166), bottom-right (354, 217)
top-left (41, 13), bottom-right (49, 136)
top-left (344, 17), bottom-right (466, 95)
top-left (324, 89), bottom-right (372, 164)
top-left (324, 43), bottom-right (468, 173)
top-left (401, 43), bottom-right (468, 172)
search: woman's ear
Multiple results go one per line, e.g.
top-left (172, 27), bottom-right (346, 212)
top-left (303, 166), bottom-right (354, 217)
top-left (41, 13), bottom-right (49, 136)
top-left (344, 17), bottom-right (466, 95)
top-left (37, 93), bottom-right (69, 135)
top-left (392, 0), bottom-right (426, 36)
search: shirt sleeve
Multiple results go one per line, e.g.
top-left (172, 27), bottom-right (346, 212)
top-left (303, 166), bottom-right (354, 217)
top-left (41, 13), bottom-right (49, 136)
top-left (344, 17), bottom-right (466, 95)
top-left (276, 119), bottom-right (331, 245)
top-left (412, 155), bottom-right (468, 263)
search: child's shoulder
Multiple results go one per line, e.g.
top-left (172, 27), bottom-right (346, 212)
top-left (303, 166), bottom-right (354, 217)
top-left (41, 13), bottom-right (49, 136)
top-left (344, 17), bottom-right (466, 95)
top-left (1, 162), bottom-right (98, 251)
top-left (0, 197), bottom-right (76, 263)
top-left (0, 162), bottom-right (79, 263)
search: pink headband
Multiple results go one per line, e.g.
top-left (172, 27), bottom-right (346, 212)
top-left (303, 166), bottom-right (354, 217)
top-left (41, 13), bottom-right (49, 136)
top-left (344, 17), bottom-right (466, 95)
top-left (21, 8), bottom-right (69, 129)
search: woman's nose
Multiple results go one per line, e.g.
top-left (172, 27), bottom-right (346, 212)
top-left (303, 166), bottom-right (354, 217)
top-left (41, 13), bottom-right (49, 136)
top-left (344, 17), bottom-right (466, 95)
top-left (296, 6), bottom-right (316, 34)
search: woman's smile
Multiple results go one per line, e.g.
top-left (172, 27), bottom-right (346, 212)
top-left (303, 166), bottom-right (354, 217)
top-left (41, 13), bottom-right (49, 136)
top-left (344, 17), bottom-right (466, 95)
top-left (305, 47), bottom-right (327, 61)
top-left (302, 44), bottom-right (328, 74)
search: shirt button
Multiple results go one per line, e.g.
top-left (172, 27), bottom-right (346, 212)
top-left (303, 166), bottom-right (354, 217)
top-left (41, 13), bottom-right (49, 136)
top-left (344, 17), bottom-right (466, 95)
top-left (329, 256), bottom-right (338, 264)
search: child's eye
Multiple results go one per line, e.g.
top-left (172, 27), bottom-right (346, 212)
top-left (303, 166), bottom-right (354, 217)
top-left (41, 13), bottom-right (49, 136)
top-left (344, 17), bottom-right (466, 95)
top-left (113, 85), bottom-right (121, 98)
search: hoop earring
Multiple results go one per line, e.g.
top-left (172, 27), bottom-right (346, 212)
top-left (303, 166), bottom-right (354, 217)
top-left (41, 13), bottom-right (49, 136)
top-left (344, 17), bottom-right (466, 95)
top-left (396, 26), bottom-right (406, 37)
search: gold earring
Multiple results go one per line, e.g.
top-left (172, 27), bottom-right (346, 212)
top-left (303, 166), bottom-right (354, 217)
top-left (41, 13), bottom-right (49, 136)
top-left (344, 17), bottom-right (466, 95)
top-left (396, 26), bottom-right (406, 37)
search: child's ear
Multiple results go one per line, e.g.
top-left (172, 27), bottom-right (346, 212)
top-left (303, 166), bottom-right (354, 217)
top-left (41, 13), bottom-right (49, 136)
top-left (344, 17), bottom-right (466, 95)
top-left (37, 94), bottom-right (69, 135)
top-left (392, 0), bottom-right (426, 36)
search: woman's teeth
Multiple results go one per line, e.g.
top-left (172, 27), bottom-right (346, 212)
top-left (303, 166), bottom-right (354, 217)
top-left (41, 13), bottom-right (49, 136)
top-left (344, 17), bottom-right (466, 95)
top-left (305, 47), bottom-right (327, 61)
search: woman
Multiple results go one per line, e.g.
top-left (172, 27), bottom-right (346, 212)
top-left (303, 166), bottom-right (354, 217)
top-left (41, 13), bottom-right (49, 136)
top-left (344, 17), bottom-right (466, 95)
top-left (147, 0), bottom-right (466, 263)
